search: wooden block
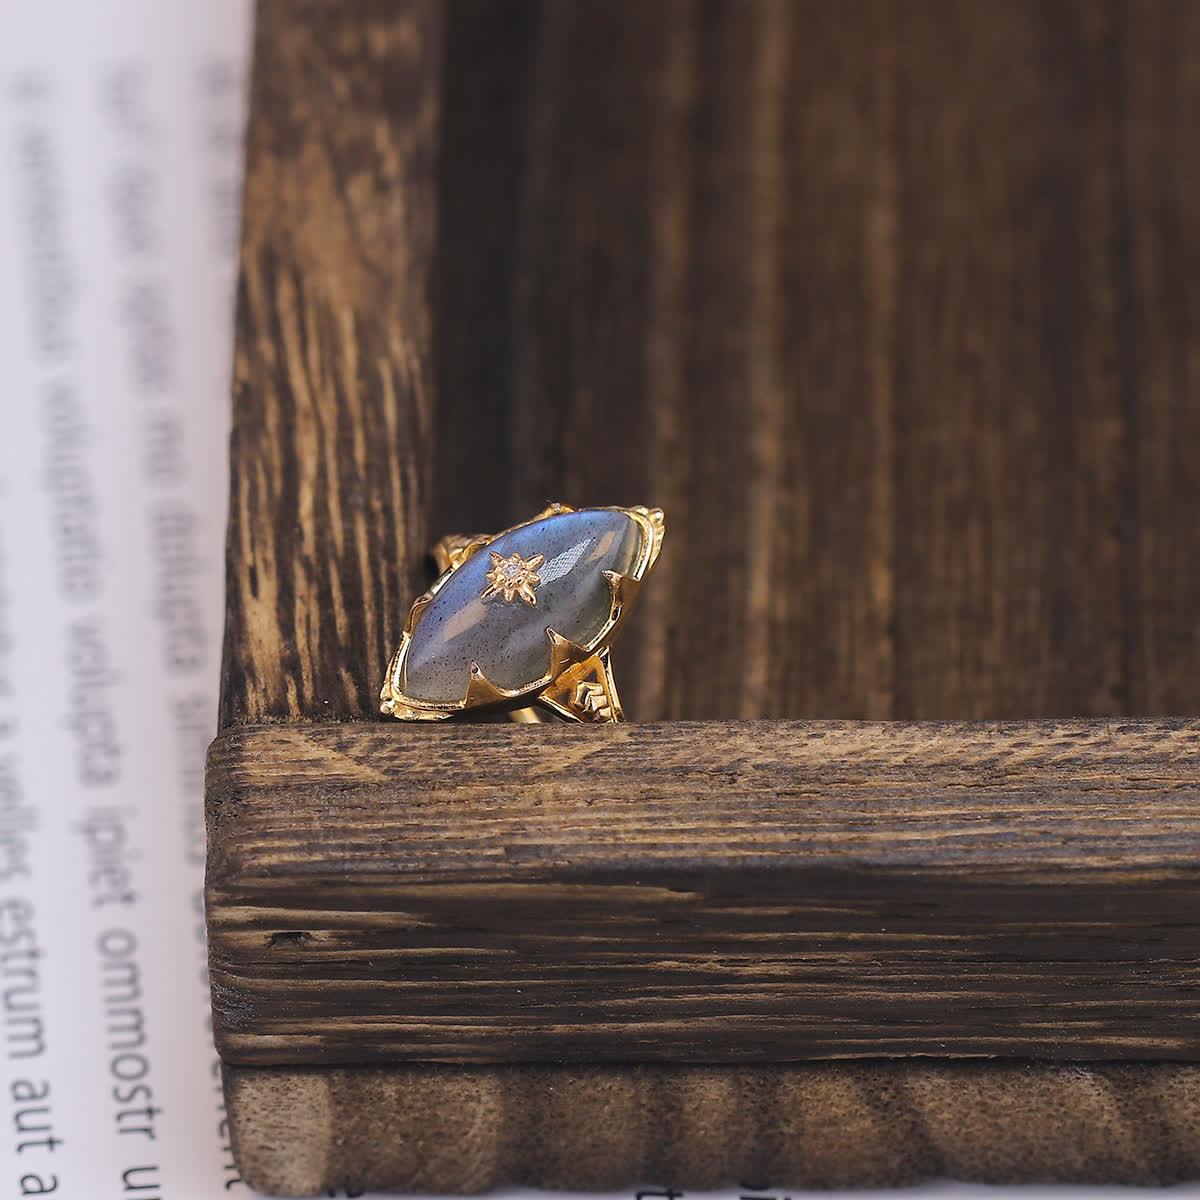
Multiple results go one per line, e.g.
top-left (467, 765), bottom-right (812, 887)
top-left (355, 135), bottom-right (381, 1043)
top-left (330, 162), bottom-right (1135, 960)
top-left (208, 717), bottom-right (1200, 1066)
top-left (210, 0), bottom-right (1200, 1191)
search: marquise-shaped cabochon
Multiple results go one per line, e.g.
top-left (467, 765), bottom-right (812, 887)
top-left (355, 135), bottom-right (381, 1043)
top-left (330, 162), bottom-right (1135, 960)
top-left (402, 509), bottom-right (648, 703)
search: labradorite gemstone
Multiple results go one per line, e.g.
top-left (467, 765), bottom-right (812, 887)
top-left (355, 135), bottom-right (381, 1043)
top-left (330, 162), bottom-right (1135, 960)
top-left (403, 509), bottom-right (646, 703)
top-left (403, 508), bottom-right (648, 700)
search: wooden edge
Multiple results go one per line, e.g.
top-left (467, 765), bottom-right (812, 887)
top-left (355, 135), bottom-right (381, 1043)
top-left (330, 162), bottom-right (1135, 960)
top-left (223, 1059), bottom-right (1200, 1194)
top-left (205, 717), bottom-right (1200, 1066)
top-left (207, 716), bottom-right (1200, 876)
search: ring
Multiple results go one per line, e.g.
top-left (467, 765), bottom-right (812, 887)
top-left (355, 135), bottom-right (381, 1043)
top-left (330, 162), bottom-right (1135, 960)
top-left (380, 504), bottom-right (665, 723)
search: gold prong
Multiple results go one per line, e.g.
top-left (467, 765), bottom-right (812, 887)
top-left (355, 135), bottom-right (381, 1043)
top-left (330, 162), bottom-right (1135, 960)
top-left (631, 506), bottom-right (666, 569)
top-left (602, 569), bottom-right (642, 623)
top-left (380, 644), bottom-right (404, 706)
top-left (454, 535), bottom-right (492, 568)
top-left (403, 594), bottom-right (433, 636)
top-left (533, 501), bottom-right (574, 520)
top-left (538, 648), bottom-right (624, 723)
top-left (462, 661), bottom-right (509, 708)
top-left (545, 627), bottom-right (591, 678)
top-left (431, 533), bottom-right (492, 573)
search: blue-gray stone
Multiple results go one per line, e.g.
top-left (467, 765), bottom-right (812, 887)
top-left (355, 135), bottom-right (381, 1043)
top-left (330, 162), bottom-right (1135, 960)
top-left (402, 509), bottom-right (646, 703)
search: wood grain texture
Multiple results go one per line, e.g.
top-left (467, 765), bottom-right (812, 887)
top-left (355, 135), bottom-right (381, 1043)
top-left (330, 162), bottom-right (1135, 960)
top-left (224, 1061), bottom-right (1200, 1195)
top-left (208, 718), bottom-right (1200, 1065)
top-left (1123, 3), bottom-right (1200, 715)
top-left (220, 0), bottom-right (438, 728)
top-left (212, 0), bottom-right (1200, 1191)
top-left (430, 0), bottom-right (1200, 727)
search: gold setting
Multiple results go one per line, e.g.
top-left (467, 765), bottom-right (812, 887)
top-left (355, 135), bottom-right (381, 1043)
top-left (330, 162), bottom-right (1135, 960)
top-left (539, 648), bottom-right (624, 723)
top-left (379, 504), bottom-right (664, 723)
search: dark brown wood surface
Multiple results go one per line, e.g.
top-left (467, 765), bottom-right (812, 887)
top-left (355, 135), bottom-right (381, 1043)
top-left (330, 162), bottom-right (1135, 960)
top-left (433, 0), bottom-right (1200, 726)
top-left (211, 0), bottom-right (1200, 1191)
top-left (208, 718), bottom-right (1200, 1065)
top-left (221, 0), bottom-right (437, 730)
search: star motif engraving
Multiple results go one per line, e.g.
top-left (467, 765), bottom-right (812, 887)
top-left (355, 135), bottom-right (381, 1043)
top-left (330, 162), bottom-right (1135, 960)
top-left (481, 550), bottom-right (544, 605)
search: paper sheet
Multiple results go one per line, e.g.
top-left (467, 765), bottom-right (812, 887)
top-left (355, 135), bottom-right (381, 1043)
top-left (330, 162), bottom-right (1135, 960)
top-left (0, 3), bottom-right (1192, 1198)
top-left (1, 3), bottom-right (251, 1195)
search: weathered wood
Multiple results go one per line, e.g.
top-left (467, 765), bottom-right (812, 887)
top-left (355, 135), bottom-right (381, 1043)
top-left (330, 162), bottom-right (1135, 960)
top-left (223, 1061), bottom-right (1200, 1195)
top-left (208, 717), bottom-right (1200, 1066)
top-left (221, 0), bottom-right (437, 729)
top-left (211, 0), bottom-right (1200, 1192)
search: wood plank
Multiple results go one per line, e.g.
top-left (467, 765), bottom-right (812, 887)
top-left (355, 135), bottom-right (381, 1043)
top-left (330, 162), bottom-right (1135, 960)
top-left (220, 0), bottom-right (438, 728)
top-left (1123, 2), bottom-right (1200, 715)
top-left (431, 0), bottom-right (537, 538)
top-left (892, 1), bottom-right (1127, 719)
top-left (208, 718), bottom-right (1200, 1065)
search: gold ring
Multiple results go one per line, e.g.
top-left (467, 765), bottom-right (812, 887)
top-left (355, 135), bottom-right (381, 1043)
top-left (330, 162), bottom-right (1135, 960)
top-left (380, 503), bottom-right (664, 723)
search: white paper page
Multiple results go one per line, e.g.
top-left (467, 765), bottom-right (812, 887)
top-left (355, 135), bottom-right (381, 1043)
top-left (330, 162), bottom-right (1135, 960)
top-left (0, 3), bottom-right (1194, 1198)
top-left (1, 2), bottom-right (251, 1196)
